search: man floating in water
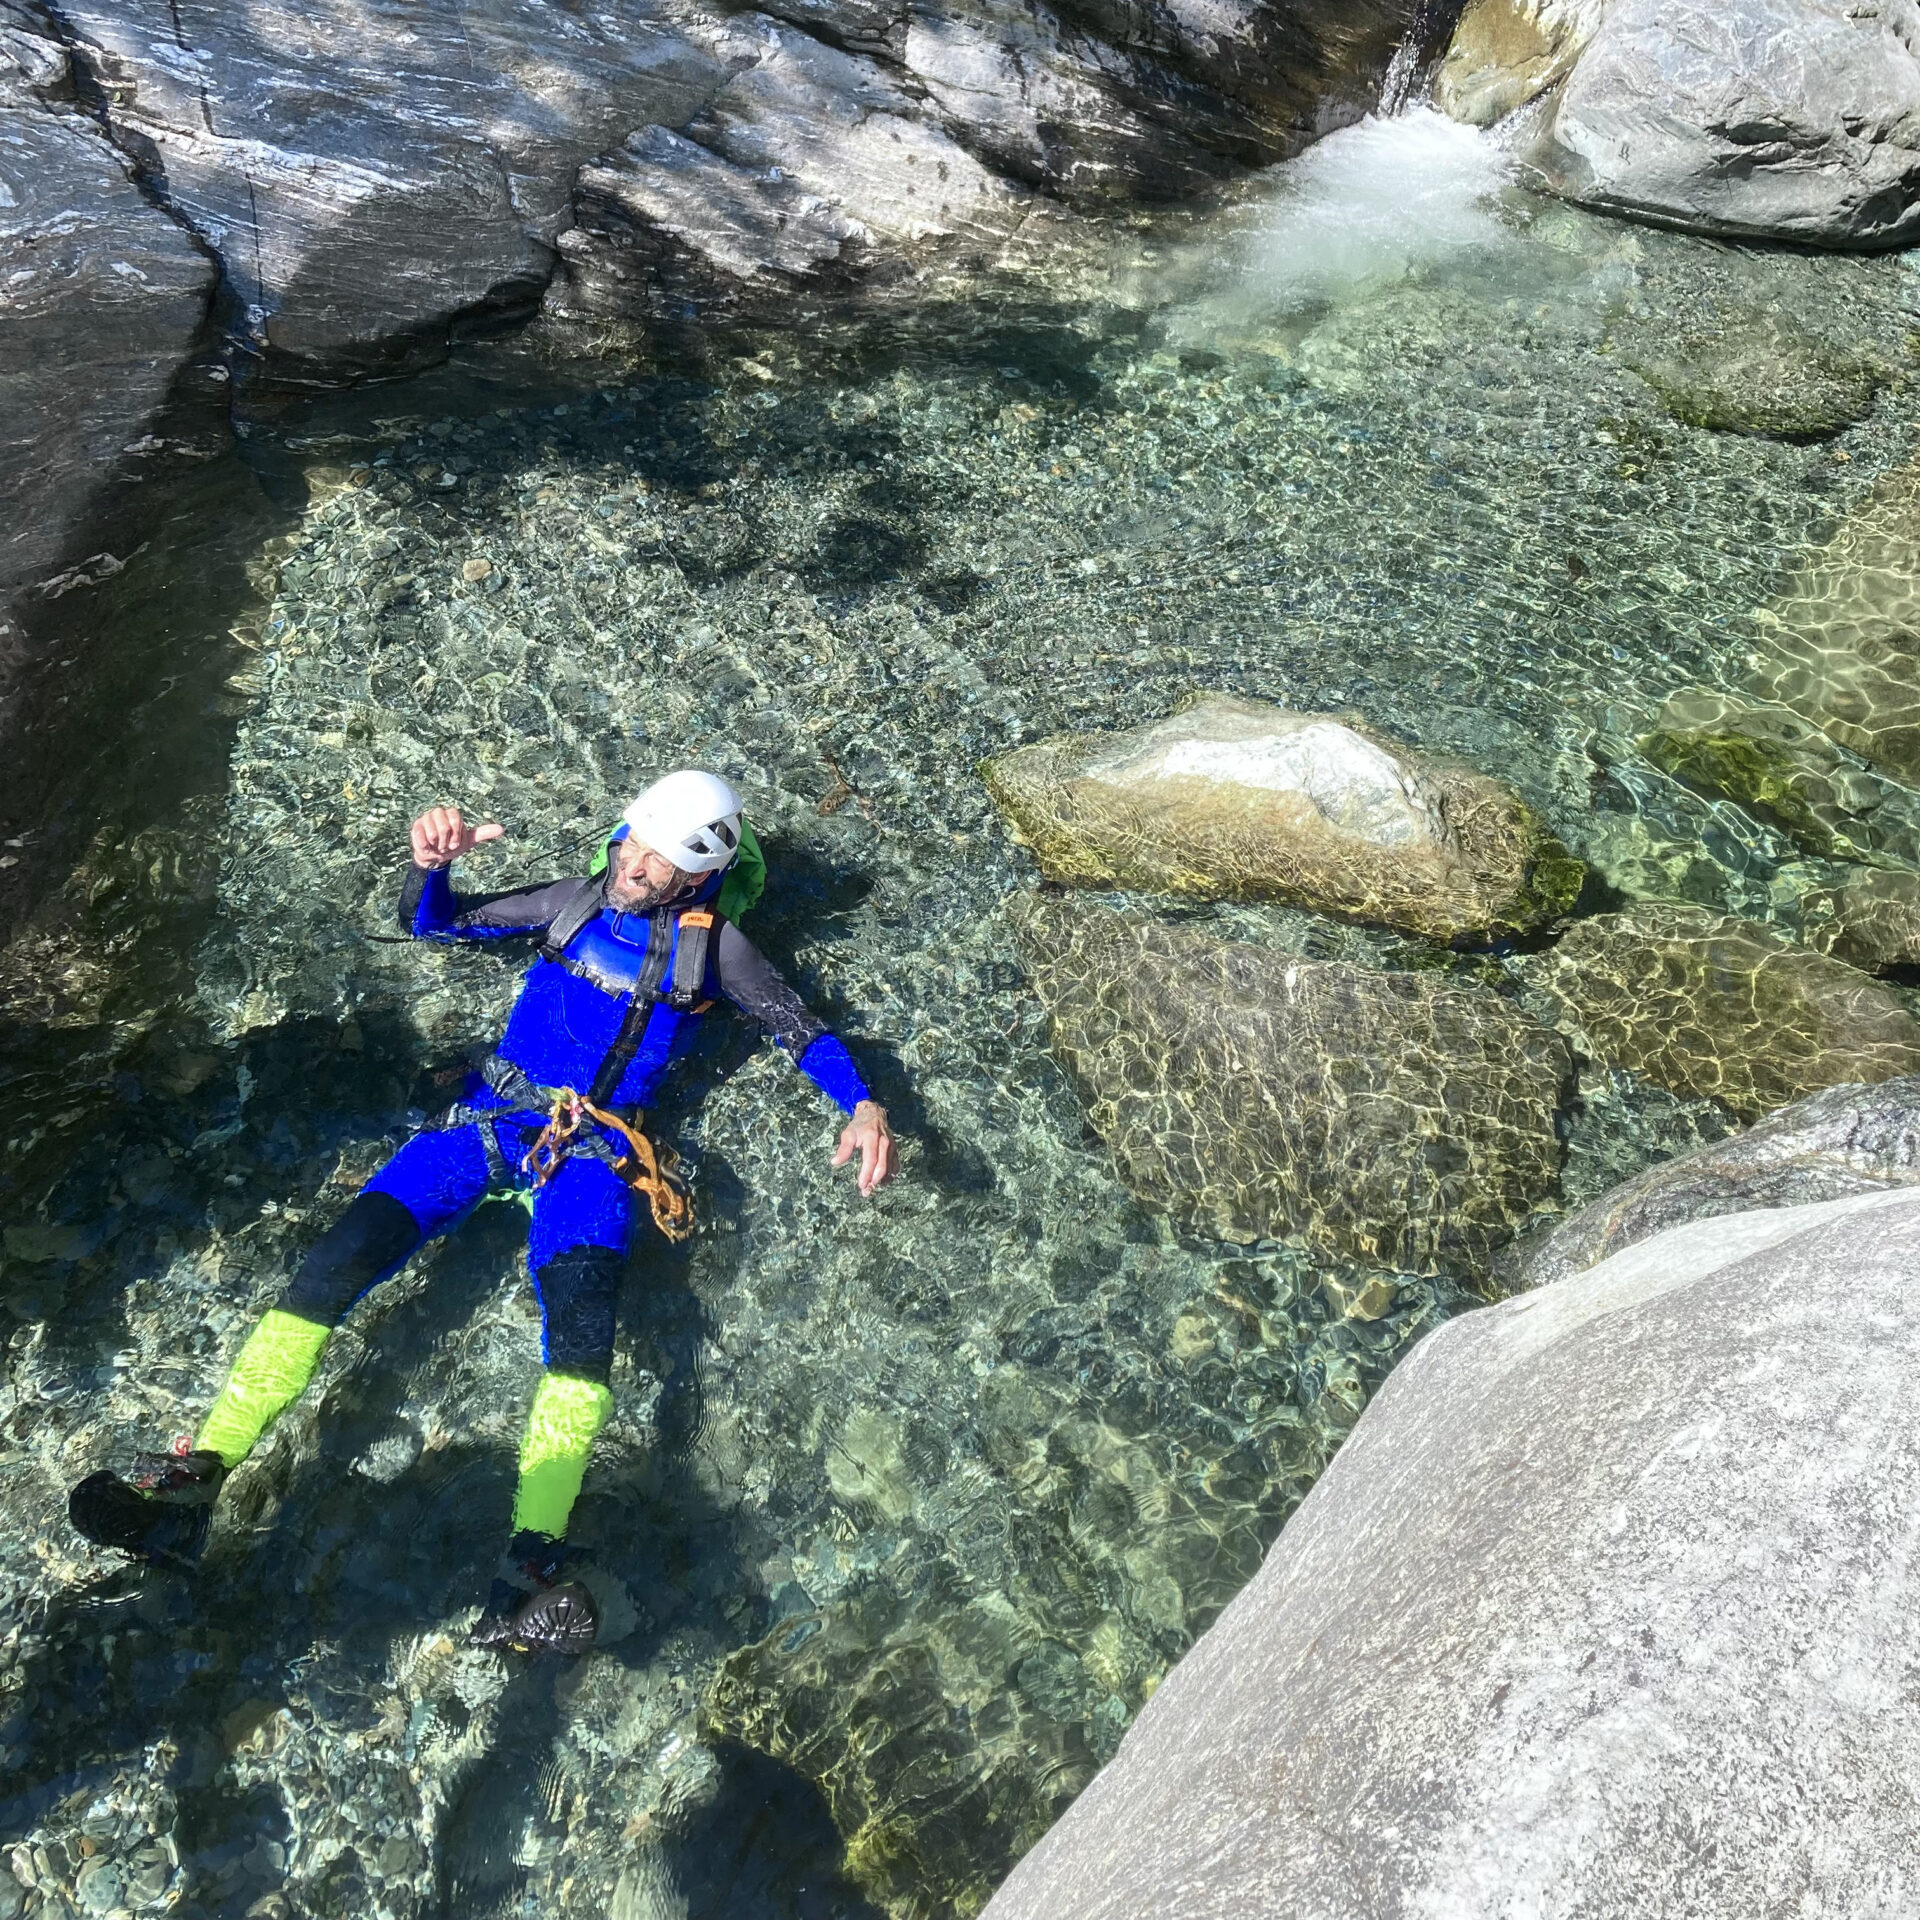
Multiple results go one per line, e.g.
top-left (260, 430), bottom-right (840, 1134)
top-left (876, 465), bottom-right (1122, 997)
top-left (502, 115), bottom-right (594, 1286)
top-left (69, 770), bottom-right (896, 1653)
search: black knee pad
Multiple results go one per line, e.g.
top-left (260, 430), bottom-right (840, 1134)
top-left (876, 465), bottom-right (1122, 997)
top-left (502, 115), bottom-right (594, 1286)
top-left (280, 1190), bottom-right (422, 1327)
top-left (533, 1246), bottom-right (622, 1382)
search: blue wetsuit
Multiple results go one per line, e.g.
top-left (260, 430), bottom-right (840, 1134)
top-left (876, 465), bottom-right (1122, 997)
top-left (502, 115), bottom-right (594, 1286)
top-left (276, 849), bottom-right (871, 1382)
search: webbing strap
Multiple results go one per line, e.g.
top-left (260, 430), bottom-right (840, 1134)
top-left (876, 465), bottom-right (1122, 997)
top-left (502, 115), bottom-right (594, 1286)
top-left (538, 877), bottom-right (606, 961)
top-left (668, 910), bottom-right (715, 1013)
top-left (631, 908), bottom-right (676, 1001)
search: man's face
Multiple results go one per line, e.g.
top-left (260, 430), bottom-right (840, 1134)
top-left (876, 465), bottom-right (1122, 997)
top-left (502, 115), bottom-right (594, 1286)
top-left (606, 836), bottom-right (698, 911)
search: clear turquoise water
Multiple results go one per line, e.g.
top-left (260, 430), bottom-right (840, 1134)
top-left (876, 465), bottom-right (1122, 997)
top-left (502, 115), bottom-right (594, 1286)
top-left (2, 107), bottom-right (1917, 1920)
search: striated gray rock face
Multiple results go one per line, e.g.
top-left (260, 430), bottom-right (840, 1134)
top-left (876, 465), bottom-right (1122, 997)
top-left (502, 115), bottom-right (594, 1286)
top-left (983, 1182), bottom-right (1920, 1920)
top-left (1533, 0), bottom-right (1920, 246)
top-left (1498, 1074), bottom-right (1920, 1288)
top-left (47, 0), bottom-right (1425, 373)
top-left (55, 0), bottom-right (731, 373)
top-left (0, 7), bottom-right (212, 618)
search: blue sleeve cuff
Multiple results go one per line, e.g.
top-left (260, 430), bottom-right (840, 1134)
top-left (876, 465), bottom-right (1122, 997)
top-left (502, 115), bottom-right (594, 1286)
top-left (797, 1034), bottom-right (870, 1114)
top-left (409, 864), bottom-right (458, 937)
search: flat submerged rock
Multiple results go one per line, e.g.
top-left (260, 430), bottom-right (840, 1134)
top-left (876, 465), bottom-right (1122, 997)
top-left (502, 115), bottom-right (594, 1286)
top-left (1536, 901), bottom-right (1920, 1121)
top-left (1012, 893), bottom-right (1573, 1276)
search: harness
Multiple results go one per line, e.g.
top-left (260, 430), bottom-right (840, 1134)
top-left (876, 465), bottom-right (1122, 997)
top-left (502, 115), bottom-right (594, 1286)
top-left (436, 890), bottom-right (720, 1240)
top-left (537, 880), bottom-right (718, 1018)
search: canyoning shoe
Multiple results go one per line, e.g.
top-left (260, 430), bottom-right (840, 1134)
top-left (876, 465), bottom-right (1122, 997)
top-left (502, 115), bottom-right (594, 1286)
top-left (469, 1531), bottom-right (600, 1656)
top-left (69, 1443), bottom-right (226, 1570)
top-left (469, 1581), bottom-right (600, 1657)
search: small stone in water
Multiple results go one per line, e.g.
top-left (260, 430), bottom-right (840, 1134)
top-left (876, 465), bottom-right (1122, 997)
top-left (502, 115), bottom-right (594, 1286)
top-left (461, 558), bottom-right (492, 583)
top-left (74, 1858), bottom-right (124, 1914)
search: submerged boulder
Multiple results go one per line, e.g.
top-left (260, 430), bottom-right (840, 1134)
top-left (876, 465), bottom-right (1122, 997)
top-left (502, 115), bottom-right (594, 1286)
top-left (1499, 1073), bottom-right (1920, 1288)
top-left (1800, 866), bottom-right (1920, 972)
top-left (1011, 893), bottom-right (1572, 1276)
top-left (1536, 902), bottom-right (1920, 1120)
top-left (1531, 0), bottom-right (1920, 247)
top-left (1748, 460), bottom-right (1920, 787)
top-left (982, 1183), bottom-right (1920, 1920)
top-left (1615, 313), bottom-right (1885, 441)
top-left (1637, 688), bottom-right (1920, 865)
top-left (706, 1354), bottom-right (1361, 1919)
top-left (708, 1567), bottom-right (1095, 1919)
top-left (983, 696), bottom-right (1582, 942)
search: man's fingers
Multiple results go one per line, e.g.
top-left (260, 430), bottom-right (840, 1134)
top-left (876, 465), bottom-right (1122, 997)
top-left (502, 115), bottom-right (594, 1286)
top-left (832, 1130), bottom-right (855, 1168)
top-left (411, 808), bottom-right (504, 867)
top-left (860, 1133), bottom-right (881, 1194)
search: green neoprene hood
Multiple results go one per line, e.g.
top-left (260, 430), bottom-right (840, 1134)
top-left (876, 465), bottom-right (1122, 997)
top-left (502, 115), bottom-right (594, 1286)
top-left (590, 816), bottom-right (765, 923)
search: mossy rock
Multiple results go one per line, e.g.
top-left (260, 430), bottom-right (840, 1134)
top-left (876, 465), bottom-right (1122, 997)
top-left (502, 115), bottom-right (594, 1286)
top-left (1620, 316), bottom-right (1885, 441)
top-left (1536, 902), bottom-right (1920, 1121)
top-left (982, 695), bottom-right (1582, 944)
top-left (1638, 688), bottom-right (1920, 865)
top-left (1010, 893), bottom-right (1572, 1277)
top-left (1748, 460), bottom-right (1920, 786)
top-left (1574, 810), bottom-right (1732, 910)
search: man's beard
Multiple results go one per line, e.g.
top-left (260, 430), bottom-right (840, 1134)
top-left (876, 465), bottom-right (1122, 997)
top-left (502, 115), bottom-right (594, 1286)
top-left (607, 871), bottom-right (690, 911)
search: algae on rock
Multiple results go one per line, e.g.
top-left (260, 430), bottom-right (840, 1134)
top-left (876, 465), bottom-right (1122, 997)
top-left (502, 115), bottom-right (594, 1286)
top-left (1535, 902), bottom-right (1920, 1120)
top-left (982, 696), bottom-right (1583, 944)
top-left (1638, 688), bottom-right (1920, 865)
top-left (1011, 893), bottom-right (1573, 1276)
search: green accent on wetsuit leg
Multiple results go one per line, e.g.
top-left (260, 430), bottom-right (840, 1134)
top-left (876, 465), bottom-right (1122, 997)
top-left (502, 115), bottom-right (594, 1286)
top-left (194, 1309), bottom-right (332, 1468)
top-left (510, 1371), bottom-right (613, 1540)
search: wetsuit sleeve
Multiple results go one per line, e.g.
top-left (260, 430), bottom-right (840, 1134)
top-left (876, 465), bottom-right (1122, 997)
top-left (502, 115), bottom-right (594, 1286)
top-left (397, 865), bottom-right (591, 941)
top-left (713, 921), bottom-right (873, 1113)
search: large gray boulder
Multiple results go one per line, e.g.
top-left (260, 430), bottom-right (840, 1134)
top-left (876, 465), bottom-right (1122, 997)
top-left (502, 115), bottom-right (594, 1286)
top-left (0, 9), bottom-right (212, 623)
top-left (983, 1183), bottom-right (1920, 1920)
top-left (55, 0), bottom-right (730, 373)
top-left (1532, 0), bottom-right (1920, 246)
top-left (1499, 1073), bottom-right (1920, 1287)
top-left (46, 0), bottom-right (1425, 374)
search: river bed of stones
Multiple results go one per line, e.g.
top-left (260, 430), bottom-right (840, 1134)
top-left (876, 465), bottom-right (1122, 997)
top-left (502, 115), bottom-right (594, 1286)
top-left (4, 150), bottom-right (1920, 1920)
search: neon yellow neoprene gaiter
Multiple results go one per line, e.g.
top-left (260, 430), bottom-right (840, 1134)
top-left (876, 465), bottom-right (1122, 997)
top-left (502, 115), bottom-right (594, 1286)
top-left (511, 1371), bottom-right (613, 1541)
top-left (195, 1308), bottom-right (332, 1468)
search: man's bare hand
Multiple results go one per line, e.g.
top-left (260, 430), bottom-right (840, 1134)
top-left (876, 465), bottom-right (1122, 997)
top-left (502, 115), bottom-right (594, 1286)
top-left (832, 1099), bottom-right (897, 1197)
top-left (410, 806), bottom-right (504, 870)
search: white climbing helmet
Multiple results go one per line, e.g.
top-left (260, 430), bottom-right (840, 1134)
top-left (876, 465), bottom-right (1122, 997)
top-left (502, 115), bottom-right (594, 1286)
top-left (622, 769), bottom-right (744, 874)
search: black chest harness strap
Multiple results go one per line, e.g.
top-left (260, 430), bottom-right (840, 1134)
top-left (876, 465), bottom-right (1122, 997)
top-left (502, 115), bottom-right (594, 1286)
top-left (430, 897), bottom-right (720, 1229)
top-left (585, 904), bottom-right (716, 1103)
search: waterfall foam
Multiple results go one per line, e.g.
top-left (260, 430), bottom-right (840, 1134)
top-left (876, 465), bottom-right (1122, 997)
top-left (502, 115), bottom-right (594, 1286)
top-left (1163, 105), bottom-right (1516, 337)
